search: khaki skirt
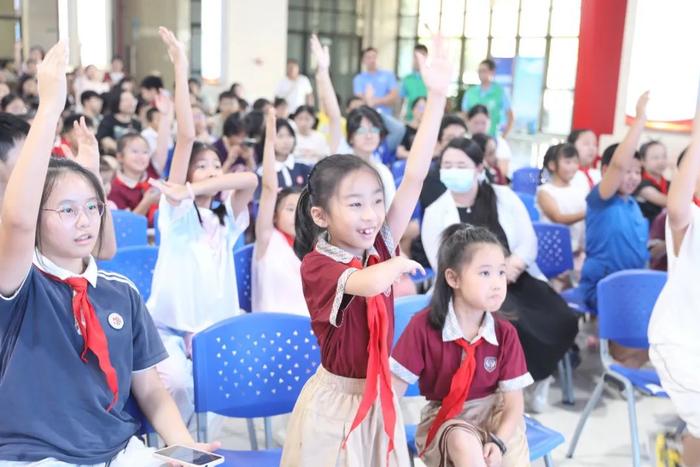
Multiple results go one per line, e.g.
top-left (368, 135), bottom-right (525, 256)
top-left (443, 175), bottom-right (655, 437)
top-left (415, 393), bottom-right (530, 467)
top-left (280, 365), bottom-right (411, 467)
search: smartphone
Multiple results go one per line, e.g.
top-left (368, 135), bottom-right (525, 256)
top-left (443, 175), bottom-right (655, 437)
top-left (153, 445), bottom-right (224, 467)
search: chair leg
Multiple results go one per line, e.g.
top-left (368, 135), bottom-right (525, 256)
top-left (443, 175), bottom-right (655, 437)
top-left (562, 352), bottom-right (575, 405)
top-left (566, 374), bottom-right (606, 458)
top-left (624, 381), bottom-right (641, 467)
top-left (196, 412), bottom-right (208, 443)
top-left (544, 453), bottom-right (554, 467)
top-left (246, 418), bottom-right (259, 450)
top-left (264, 416), bottom-right (273, 449)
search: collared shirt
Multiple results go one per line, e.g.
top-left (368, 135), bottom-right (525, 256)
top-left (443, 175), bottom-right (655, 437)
top-left (390, 303), bottom-right (533, 401)
top-left (399, 71), bottom-right (427, 121)
top-left (300, 225), bottom-right (398, 378)
top-left (460, 82), bottom-right (511, 136)
top-left (256, 155), bottom-right (311, 190)
top-left (0, 252), bottom-right (167, 464)
top-left (107, 165), bottom-right (160, 211)
top-left (353, 69), bottom-right (399, 116)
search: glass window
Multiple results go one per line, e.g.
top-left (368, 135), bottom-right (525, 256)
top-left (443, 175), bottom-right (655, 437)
top-left (546, 37), bottom-right (578, 89)
top-left (541, 89), bottom-right (574, 134)
top-left (490, 0), bottom-right (518, 38)
top-left (446, 38), bottom-right (463, 82)
top-left (441, 0), bottom-right (466, 37)
top-left (519, 0), bottom-right (550, 37)
top-left (288, 8), bottom-right (305, 30)
top-left (518, 38), bottom-right (546, 57)
top-left (337, 12), bottom-right (356, 35)
top-left (462, 38), bottom-right (488, 84)
top-left (401, 0), bottom-right (420, 16)
top-left (491, 37), bottom-right (516, 57)
top-left (399, 15), bottom-right (418, 37)
top-left (464, 0), bottom-right (490, 37)
top-left (550, 0), bottom-right (580, 36)
top-left (418, 0), bottom-right (441, 37)
top-left (397, 39), bottom-right (416, 78)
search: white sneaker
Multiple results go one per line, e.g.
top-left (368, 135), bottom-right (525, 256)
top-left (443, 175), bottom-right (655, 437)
top-left (526, 377), bottom-right (553, 413)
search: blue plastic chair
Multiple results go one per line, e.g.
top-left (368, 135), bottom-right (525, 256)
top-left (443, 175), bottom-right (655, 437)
top-left (124, 395), bottom-right (158, 447)
top-left (97, 245), bottom-right (158, 300)
top-left (567, 270), bottom-right (668, 467)
top-left (234, 244), bottom-right (254, 312)
top-left (560, 285), bottom-right (593, 314)
top-left (516, 191), bottom-right (540, 221)
top-left (111, 210), bottom-right (148, 248)
top-left (192, 313), bottom-right (320, 464)
top-left (511, 167), bottom-right (541, 195)
top-left (391, 159), bottom-right (407, 187)
top-left (532, 222), bottom-right (573, 279)
top-left (153, 210), bottom-right (160, 246)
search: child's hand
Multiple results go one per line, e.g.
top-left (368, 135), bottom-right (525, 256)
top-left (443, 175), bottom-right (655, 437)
top-left (418, 34), bottom-right (453, 97)
top-left (72, 116), bottom-right (100, 174)
top-left (165, 441), bottom-right (222, 467)
top-left (154, 89), bottom-right (174, 117)
top-left (364, 83), bottom-right (375, 107)
top-left (36, 41), bottom-right (68, 114)
top-left (483, 442), bottom-right (503, 467)
top-left (158, 26), bottom-right (187, 67)
top-left (149, 179), bottom-right (190, 203)
top-left (144, 186), bottom-right (162, 205)
top-left (389, 256), bottom-right (426, 280)
top-left (310, 34), bottom-right (330, 72)
top-left (264, 109), bottom-right (277, 143)
top-left (635, 91), bottom-right (650, 120)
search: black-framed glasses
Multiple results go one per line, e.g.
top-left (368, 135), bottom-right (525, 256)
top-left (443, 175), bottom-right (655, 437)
top-left (42, 201), bottom-right (105, 223)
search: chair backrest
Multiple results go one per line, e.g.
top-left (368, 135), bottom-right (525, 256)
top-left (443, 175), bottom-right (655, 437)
top-left (391, 159), bottom-right (407, 187)
top-left (393, 294), bottom-right (431, 397)
top-left (511, 167), bottom-right (541, 195)
top-left (532, 222), bottom-right (574, 279)
top-left (111, 210), bottom-right (148, 248)
top-left (153, 210), bottom-right (160, 246)
top-left (597, 269), bottom-right (667, 348)
top-left (516, 191), bottom-right (540, 221)
top-left (234, 244), bottom-right (254, 312)
top-left (124, 395), bottom-right (155, 436)
top-left (192, 312), bottom-right (321, 418)
top-left (97, 245), bottom-right (159, 300)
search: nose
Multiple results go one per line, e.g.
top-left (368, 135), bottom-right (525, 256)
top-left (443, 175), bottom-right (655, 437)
top-left (75, 206), bottom-right (91, 227)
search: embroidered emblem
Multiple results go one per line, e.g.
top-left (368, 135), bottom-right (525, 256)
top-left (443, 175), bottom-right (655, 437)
top-left (108, 313), bottom-right (124, 330)
top-left (296, 175), bottom-right (305, 185)
top-left (484, 356), bottom-right (497, 373)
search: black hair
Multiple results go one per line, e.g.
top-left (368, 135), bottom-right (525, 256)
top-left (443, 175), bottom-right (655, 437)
top-left (429, 223), bottom-right (507, 330)
top-left (566, 128), bottom-right (594, 145)
top-left (274, 186), bottom-right (302, 223)
top-left (116, 132), bottom-right (148, 154)
top-left (467, 104), bottom-right (489, 120)
top-left (639, 140), bottom-right (664, 161)
top-left (470, 132), bottom-right (495, 155)
top-left (243, 110), bottom-right (265, 140)
top-left (346, 105), bottom-right (388, 143)
top-left (287, 58), bottom-right (299, 66)
top-left (676, 147), bottom-right (689, 168)
top-left (109, 90), bottom-right (133, 115)
top-left (140, 75), bottom-right (163, 90)
top-left (29, 45), bottom-right (46, 60)
top-left (80, 90), bottom-right (101, 106)
top-left (294, 154), bottom-right (384, 259)
top-left (438, 114), bottom-right (467, 142)
top-left (237, 97), bottom-right (249, 112)
top-left (253, 98), bottom-right (271, 111)
top-left (229, 82), bottom-right (243, 94)
top-left (187, 142), bottom-right (228, 226)
top-left (62, 113), bottom-right (93, 134)
top-left (361, 47), bottom-right (378, 57)
top-left (274, 97), bottom-right (288, 108)
top-left (0, 93), bottom-right (24, 112)
top-left (36, 157), bottom-right (106, 255)
top-left (345, 95), bottom-right (363, 109)
top-left (188, 77), bottom-right (200, 87)
top-left (414, 44), bottom-right (428, 54)
top-left (17, 75), bottom-right (37, 97)
top-left (541, 143), bottom-right (578, 178)
top-left (480, 58), bottom-right (496, 71)
top-left (256, 118), bottom-right (296, 161)
top-left (145, 107), bottom-right (159, 124)
top-left (117, 76), bottom-right (134, 91)
top-left (223, 113), bottom-right (245, 138)
top-left (600, 143), bottom-right (641, 167)
top-left (440, 137), bottom-right (484, 167)
top-left (0, 112), bottom-right (30, 162)
top-left (218, 90), bottom-right (236, 102)
top-left (291, 105), bottom-right (319, 128)
top-left (411, 96), bottom-right (427, 112)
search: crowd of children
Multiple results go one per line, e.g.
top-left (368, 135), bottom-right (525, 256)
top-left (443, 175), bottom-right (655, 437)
top-left (0, 24), bottom-right (698, 467)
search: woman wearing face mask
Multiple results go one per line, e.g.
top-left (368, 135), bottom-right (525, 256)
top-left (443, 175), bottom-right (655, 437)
top-left (420, 137), bottom-right (579, 414)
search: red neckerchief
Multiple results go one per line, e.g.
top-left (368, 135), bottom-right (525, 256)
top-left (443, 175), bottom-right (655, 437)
top-left (694, 197), bottom-right (700, 208)
top-left (642, 171), bottom-right (669, 194)
top-left (132, 178), bottom-right (158, 226)
top-left (579, 167), bottom-right (595, 189)
top-left (420, 338), bottom-right (483, 454)
top-left (343, 254), bottom-right (396, 463)
top-left (41, 272), bottom-right (119, 411)
top-left (277, 229), bottom-right (295, 248)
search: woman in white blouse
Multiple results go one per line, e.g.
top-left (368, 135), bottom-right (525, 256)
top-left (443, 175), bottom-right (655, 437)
top-left (421, 137), bottom-right (578, 412)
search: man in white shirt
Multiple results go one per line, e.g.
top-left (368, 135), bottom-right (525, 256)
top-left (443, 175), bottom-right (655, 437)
top-left (275, 59), bottom-right (314, 113)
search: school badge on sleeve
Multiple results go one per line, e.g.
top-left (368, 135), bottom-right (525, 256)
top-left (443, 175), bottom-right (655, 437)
top-left (108, 312), bottom-right (124, 330)
top-left (484, 356), bottom-right (497, 373)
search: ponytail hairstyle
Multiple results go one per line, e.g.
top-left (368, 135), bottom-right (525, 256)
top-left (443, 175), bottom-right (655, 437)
top-left (294, 154), bottom-right (384, 259)
top-left (187, 141), bottom-right (228, 226)
top-left (429, 223), bottom-right (506, 330)
top-left (540, 143), bottom-right (578, 179)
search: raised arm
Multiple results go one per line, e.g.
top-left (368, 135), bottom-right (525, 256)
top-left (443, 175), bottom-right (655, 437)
top-left (345, 255), bottom-right (424, 297)
top-left (151, 90), bottom-right (174, 175)
top-left (310, 35), bottom-right (342, 153)
top-left (599, 92), bottom-right (649, 200)
top-left (386, 34), bottom-right (450, 242)
top-left (255, 111), bottom-right (278, 259)
top-left (159, 27), bottom-right (195, 185)
top-left (0, 42), bottom-right (67, 295)
top-left (667, 102), bottom-right (700, 254)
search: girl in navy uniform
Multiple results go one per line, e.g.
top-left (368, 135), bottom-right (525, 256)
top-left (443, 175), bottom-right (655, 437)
top-left (0, 36), bottom-right (218, 467)
top-left (280, 33), bottom-right (451, 467)
top-left (392, 224), bottom-right (532, 467)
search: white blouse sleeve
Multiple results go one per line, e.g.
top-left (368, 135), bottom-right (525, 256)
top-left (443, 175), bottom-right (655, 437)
top-left (420, 206), bottom-right (441, 271)
top-left (497, 186), bottom-right (538, 266)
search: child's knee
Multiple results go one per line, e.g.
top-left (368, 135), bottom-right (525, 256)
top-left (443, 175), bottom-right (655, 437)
top-left (445, 429), bottom-right (486, 466)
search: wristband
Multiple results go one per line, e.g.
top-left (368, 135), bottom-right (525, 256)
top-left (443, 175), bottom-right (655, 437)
top-left (488, 432), bottom-right (507, 455)
top-left (185, 182), bottom-right (195, 199)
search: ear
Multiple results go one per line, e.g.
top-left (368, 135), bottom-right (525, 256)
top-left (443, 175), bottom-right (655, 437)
top-left (444, 268), bottom-right (460, 290)
top-left (310, 206), bottom-right (328, 228)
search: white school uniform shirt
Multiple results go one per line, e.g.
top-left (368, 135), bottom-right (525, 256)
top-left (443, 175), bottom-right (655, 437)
top-left (648, 204), bottom-right (700, 349)
top-left (147, 195), bottom-right (249, 333)
top-left (421, 185), bottom-right (545, 279)
top-left (293, 130), bottom-right (330, 164)
top-left (275, 75), bottom-right (313, 112)
top-left (536, 182), bottom-right (587, 252)
top-left (571, 168), bottom-right (601, 195)
top-left (252, 229), bottom-right (308, 315)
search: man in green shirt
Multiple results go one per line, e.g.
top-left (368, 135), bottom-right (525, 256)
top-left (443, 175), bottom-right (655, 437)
top-left (461, 58), bottom-right (514, 137)
top-left (399, 44), bottom-right (428, 122)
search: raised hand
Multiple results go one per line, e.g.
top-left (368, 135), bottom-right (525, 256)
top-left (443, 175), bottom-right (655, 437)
top-left (158, 26), bottom-right (187, 67)
top-left (635, 90), bottom-right (650, 120)
top-left (73, 116), bottom-right (100, 174)
top-left (148, 179), bottom-right (189, 203)
top-left (264, 108), bottom-right (277, 144)
top-left (36, 41), bottom-right (68, 114)
top-left (417, 34), bottom-right (453, 97)
top-left (310, 34), bottom-right (330, 72)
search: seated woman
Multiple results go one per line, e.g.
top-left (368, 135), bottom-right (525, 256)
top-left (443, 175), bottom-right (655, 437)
top-left (420, 137), bottom-right (579, 413)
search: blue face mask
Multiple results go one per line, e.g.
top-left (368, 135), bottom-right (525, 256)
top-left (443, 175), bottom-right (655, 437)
top-left (440, 168), bottom-right (476, 193)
